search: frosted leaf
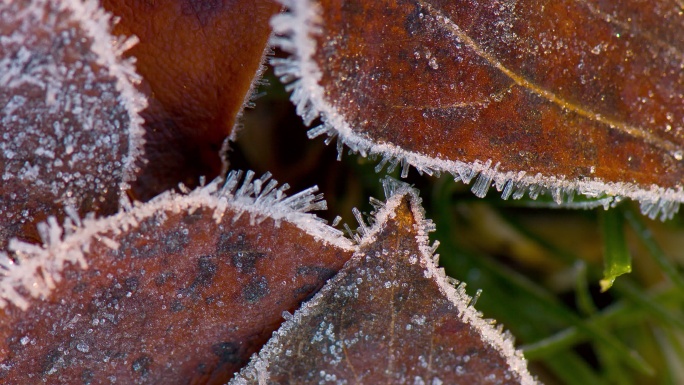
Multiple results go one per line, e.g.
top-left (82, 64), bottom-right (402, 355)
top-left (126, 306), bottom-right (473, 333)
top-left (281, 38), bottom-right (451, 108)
top-left (271, 0), bottom-right (684, 221)
top-left (0, 172), bottom-right (354, 383)
top-left (231, 182), bottom-right (538, 385)
top-left (101, 0), bottom-right (281, 199)
top-left (0, 0), bottom-right (146, 247)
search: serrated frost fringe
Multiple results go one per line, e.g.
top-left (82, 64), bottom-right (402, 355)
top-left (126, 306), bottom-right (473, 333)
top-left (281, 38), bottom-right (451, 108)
top-left (231, 178), bottom-right (538, 385)
top-left (228, 44), bottom-right (275, 143)
top-left (55, 0), bottom-right (148, 190)
top-left (0, 171), bottom-right (353, 310)
top-left (270, 0), bottom-right (683, 221)
top-left (223, 44), bottom-right (275, 175)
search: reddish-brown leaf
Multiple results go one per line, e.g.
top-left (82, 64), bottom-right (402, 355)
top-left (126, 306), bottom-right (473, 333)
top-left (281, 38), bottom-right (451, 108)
top-left (232, 181), bottom-right (537, 384)
top-left (272, 0), bottom-right (684, 220)
top-left (0, 172), bottom-right (354, 384)
top-left (0, 0), bottom-right (145, 247)
top-left (102, 0), bottom-right (282, 200)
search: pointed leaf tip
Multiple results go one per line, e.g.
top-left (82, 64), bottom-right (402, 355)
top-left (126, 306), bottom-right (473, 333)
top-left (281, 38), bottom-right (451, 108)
top-left (232, 185), bottom-right (538, 385)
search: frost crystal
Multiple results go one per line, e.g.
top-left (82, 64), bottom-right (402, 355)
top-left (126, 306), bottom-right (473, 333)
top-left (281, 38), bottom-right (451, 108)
top-left (0, 171), bottom-right (353, 310)
top-left (0, 0), bottom-right (146, 246)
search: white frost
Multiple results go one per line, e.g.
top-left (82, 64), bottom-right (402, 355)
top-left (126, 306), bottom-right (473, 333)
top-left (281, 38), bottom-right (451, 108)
top-left (0, 171), bottom-right (354, 310)
top-left (0, 0), bottom-right (147, 233)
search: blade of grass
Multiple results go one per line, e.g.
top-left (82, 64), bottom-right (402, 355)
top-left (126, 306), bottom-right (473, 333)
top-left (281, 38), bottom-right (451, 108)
top-left (575, 259), bottom-right (631, 385)
top-left (575, 261), bottom-right (598, 316)
top-left (439, 241), bottom-right (611, 383)
top-left (624, 207), bottom-right (684, 292)
top-left (599, 208), bottom-right (632, 292)
top-left (598, 353), bottom-right (633, 385)
top-left (595, 335), bottom-right (634, 385)
top-left (496, 208), bottom-right (578, 265)
top-left (522, 284), bottom-right (682, 358)
top-left (454, 216), bottom-right (652, 372)
top-left (654, 326), bottom-right (684, 384)
top-left (574, 261), bottom-right (627, 384)
top-left (546, 351), bottom-right (609, 385)
top-left (613, 280), bottom-right (684, 330)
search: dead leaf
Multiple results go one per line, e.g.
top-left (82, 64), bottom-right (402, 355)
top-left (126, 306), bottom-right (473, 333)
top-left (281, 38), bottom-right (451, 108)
top-left (232, 179), bottom-right (537, 385)
top-left (0, 172), bottom-right (354, 384)
top-left (272, 0), bottom-right (684, 220)
top-left (102, 0), bottom-right (282, 200)
top-left (0, 0), bottom-right (146, 247)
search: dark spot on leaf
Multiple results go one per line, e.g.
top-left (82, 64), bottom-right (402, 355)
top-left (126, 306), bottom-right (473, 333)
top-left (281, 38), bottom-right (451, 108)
top-left (242, 276), bottom-right (269, 303)
top-left (125, 277), bottom-right (139, 292)
top-left (231, 251), bottom-right (267, 274)
top-left (217, 232), bottom-right (240, 254)
top-left (81, 369), bottom-right (93, 385)
top-left (41, 348), bottom-right (63, 376)
top-left (211, 342), bottom-right (241, 365)
top-left (296, 266), bottom-right (338, 281)
top-left (170, 299), bottom-right (184, 312)
top-left (155, 271), bottom-right (175, 286)
top-left (132, 354), bottom-right (152, 376)
top-left (72, 281), bottom-right (87, 293)
top-left (135, 243), bottom-right (163, 260)
top-left (293, 283), bottom-right (320, 303)
top-left (162, 229), bottom-right (189, 254)
top-left (196, 256), bottom-right (217, 286)
top-left (178, 256), bottom-right (218, 300)
top-left (180, 0), bottom-right (223, 26)
top-left (195, 362), bottom-right (209, 375)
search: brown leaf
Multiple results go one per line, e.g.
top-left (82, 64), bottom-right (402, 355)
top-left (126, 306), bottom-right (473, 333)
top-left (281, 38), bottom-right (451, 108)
top-left (0, 0), bottom-right (146, 247)
top-left (231, 180), bottom-right (537, 384)
top-left (272, 0), bottom-right (684, 220)
top-left (0, 172), bottom-right (354, 384)
top-left (102, 0), bottom-right (282, 200)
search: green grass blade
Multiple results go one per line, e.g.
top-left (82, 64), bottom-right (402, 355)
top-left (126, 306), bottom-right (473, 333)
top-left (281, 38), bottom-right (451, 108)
top-left (575, 261), bottom-right (598, 316)
top-left (599, 209), bottom-right (632, 291)
top-left (624, 208), bottom-right (684, 292)
top-left (546, 351), bottom-right (608, 385)
top-left (522, 285), bottom-right (682, 357)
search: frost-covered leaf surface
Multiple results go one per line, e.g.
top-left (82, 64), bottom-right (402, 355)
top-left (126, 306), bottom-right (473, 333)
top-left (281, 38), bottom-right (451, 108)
top-left (0, 172), bottom-right (354, 384)
top-left (102, 0), bottom-right (282, 200)
top-left (0, 0), bottom-right (146, 247)
top-left (272, 0), bottom-right (684, 220)
top-left (231, 181), bottom-right (537, 385)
